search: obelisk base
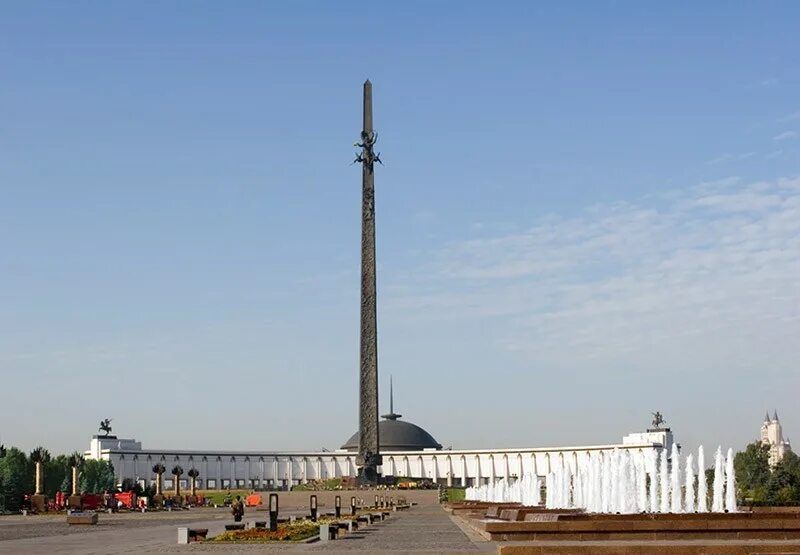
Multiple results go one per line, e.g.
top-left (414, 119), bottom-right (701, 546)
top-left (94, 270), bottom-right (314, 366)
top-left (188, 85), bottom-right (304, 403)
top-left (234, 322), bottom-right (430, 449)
top-left (357, 466), bottom-right (381, 487)
top-left (68, 495), bottom-right (82, 510)
top-left (356, 451), bottom-right (383, 486)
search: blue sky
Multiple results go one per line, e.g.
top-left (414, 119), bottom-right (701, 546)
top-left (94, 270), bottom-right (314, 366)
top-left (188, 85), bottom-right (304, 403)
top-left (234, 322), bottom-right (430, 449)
top-left (1, 2), bottom-right (798, 457)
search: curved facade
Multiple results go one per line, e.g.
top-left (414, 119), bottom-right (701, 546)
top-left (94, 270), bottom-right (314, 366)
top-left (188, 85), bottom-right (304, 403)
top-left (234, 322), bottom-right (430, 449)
top-left (86, 429), bottom-right (672, 491)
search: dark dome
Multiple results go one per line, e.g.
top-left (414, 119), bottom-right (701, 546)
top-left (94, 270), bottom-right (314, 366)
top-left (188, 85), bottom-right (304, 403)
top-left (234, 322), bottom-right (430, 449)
top-left (341, 418), bottom-right (442, 452)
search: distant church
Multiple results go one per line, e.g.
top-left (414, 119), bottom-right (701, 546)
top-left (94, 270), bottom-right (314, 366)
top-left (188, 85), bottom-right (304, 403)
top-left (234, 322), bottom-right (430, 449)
top-left (761, 411), bottom-right (792, 466)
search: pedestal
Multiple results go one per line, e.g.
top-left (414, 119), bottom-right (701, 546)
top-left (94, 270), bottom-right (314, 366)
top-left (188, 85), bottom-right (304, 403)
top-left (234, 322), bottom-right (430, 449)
top-left (31, 494), bottom-right (47, 512)
top-left (68, 495), bottom-right (82, 510)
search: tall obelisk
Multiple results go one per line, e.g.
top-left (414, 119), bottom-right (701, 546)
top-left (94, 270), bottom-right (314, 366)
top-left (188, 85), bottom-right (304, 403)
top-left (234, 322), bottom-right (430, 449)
top-left (355, 80), bottom-right (382, 484)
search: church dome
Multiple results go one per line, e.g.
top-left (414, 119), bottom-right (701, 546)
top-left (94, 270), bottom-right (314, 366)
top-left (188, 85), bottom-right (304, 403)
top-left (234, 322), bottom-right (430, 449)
top-left (341, 418), bottom-right (442, 452)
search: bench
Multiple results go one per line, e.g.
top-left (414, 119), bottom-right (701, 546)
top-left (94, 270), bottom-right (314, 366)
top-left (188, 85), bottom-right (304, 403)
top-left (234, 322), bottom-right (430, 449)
top-left (319, 523), bottom-right (338, 542)
top-left (335, 521), bottom-right (351, 532)
top-left (224, 524), bottom-right (245, 531)
top-left (66, 512), bottom-right (98, 525)
top-left (188, 528), bottom-right (208, 541)
top-left (254, 521), bottom-right (266, 529)
top-left (357, 514), bottom-right (372, 525)
top-left (177, 527), bottom-right (208, 543)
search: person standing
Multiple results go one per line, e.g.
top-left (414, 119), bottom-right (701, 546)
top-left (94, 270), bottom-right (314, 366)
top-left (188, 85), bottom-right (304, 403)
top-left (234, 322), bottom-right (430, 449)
top-left (231, 495), bottom-right (244, 522)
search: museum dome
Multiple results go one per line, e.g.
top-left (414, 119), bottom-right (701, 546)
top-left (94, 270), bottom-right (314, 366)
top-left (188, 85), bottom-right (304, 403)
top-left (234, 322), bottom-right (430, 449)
top-left (341, 379), bottom-right (442, 452)
top-left (341, 418), bottom-right (442, 452)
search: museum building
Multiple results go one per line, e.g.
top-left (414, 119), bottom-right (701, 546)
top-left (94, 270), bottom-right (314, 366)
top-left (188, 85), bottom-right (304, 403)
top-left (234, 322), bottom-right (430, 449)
top-left (86, 408), bottom-right (674, 491)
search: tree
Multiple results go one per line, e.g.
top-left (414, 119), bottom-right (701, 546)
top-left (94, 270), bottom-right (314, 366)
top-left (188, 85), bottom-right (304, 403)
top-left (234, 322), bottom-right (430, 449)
top-left (0, 444), bottom-right (5, 510)
top-left (79, 460), bottom-right (115, 493)
top-left (766, 451), bottom-right (800, 505)
top-left (44, 454), bottom-right (69, 498)
top-left (118, 478), bottom-right (144, 496)
top-left (171, 465), bottom-right (184, 497)
top-left (187, 468), bottom-right (200, 497)
top-left (0, 447), bottom-right (33, 511)
top-left (29, 447), bottom-right (51, 496)
top-left (735, 442), bottom-right (771, 500)
top-left (152, 464), bottom-right (166, 496)
top-left (59, 474), bottom-right (71, 494)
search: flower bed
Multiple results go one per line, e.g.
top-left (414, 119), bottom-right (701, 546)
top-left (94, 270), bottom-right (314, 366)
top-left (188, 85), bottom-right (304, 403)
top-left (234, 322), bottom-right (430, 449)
top-left (209, 519), bottom-right (330, 543)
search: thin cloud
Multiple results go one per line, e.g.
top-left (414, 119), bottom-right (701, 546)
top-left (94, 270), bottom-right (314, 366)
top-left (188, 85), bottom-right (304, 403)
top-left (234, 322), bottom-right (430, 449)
top-left (773, 131), bottom-right (798, 141)
top-left (706, 154), bottom-right (731, 165)
top-left (779, 111), bottom-right (800, 122)
top-left (387, 176), bottom-right (800, 372)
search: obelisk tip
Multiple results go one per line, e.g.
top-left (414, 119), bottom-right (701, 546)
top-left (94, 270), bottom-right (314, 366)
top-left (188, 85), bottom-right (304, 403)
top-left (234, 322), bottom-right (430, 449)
top-left (364, 79), bottom-right (372, 86)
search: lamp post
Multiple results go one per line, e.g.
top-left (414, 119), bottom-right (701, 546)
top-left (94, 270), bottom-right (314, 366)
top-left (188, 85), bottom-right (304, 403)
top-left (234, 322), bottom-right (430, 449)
top-left (269, 493), bottom-right (279, 532)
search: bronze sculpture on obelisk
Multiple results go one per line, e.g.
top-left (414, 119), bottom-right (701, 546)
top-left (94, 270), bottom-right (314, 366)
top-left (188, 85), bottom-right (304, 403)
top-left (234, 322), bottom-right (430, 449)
top-left (354, 80), bottom-right (382, 484)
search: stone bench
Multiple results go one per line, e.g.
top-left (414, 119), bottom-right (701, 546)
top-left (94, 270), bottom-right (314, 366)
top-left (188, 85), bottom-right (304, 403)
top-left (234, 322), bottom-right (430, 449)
top-left (357, 514), bottom-right (372, 525)
top-left (188, 528), bottom-right (208, 541)
top-left (66, 512), bottom-right (98, 525)
top-left (319, 523), bottom-right (338, 542)
top-left (224, 524), bottom-right (245, 531)
top-left (177, 527), bottom-right (208, 543)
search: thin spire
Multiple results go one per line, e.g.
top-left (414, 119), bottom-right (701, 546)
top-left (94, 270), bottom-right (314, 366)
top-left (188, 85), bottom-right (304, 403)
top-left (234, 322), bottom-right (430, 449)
top-left (381, 376), bottom-right (402, 421)
top-left (765, 411), bottom-right (771, 423)
top-left (774, 410), bottom-right (779, 421)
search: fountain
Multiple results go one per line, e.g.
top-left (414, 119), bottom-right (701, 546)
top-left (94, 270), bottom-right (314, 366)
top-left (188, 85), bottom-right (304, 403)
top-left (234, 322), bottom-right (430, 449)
top-left (725, 447), bottom-right (737, 512)
top-left (670, 443), bottom-right (682, 513)
top-left (648, 449), bottom-right (658, 513)
top-left (684, 453), bottom-right (695, 513)
top-left (697, 445), bottom-right (708, 512)
top-left (465, 444), bottom-right (736, 515)
top-left (712, 446), bottom-right (725, 512)
top-left (659, 449), bottom-right (670, 513)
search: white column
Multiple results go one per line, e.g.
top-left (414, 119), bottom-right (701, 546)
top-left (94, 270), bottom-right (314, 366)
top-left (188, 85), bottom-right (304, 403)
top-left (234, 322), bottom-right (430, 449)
top-left (447, 456), bottom-right (453, 487)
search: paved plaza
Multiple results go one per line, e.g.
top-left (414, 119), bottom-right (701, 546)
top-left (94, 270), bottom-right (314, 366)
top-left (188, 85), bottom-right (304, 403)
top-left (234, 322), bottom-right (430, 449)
top-left (0, 491), bottom-right (493, 555)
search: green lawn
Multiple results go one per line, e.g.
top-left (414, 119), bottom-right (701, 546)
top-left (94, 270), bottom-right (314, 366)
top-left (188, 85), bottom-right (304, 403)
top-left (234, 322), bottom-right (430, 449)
top-left (198, 489), bottom-right (252, 505)
top-left (445, 487), bottom-right (466, 502)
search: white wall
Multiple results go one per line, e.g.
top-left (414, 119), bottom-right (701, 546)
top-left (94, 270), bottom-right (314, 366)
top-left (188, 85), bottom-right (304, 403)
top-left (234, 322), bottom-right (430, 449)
top-left (94, 440), bottom-right (663, 490)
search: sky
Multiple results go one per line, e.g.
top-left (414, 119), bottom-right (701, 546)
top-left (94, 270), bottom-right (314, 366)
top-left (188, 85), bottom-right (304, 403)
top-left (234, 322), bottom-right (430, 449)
top-left (1, 2), bottom-right (798, 459)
